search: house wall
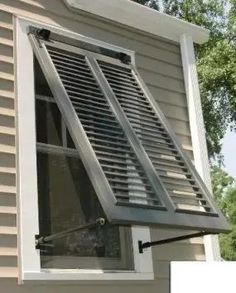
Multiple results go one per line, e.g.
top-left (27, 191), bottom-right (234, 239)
top-left (0, 0), bottom-right (205, 292)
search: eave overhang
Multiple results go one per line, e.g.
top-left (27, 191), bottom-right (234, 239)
top-left (64, 0), bottom-right (210, 44)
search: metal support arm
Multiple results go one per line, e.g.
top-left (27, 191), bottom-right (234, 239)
top-left (35, 217), bottom-right (106, 249)
top-left (138, 231), bottom-right (215, 253)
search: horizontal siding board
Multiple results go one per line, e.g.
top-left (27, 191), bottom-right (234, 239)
top-left (0, 44), bottom-right (13, 58)
top-left (0, 27), bottom-right (13, 41)
top-left (0, 153), bottom-right (15, 168)
top-left (158, 102), bottom-right (189, 122)
top-left (168, 119), bottom-right (191, 137)
top-left (136, 54), bottom-right (184, 80)
top-left (0, 207), bottom-right (16, 214)
top-left (143, 85), bottom-right (188, 107)
top-left (0, 214), bottom-right (16, 227)
top-left (0, 114), bottom-right (15, 128)
top-left (176, 134), bottom-right (192, 148)
top-left (0, 73), bottom-right (14, 82)
top-left (0, 256), bottom-right (17, 267)
top-left (0, 91), bottom-right (14, 100)
top-left (141, 71), bottom-right (185, 94)
top-left (0, 235), bottom-right (16, 248)
top-left (183, 149), bottom-right (194, 160)
top-left (153, 243), bottom-right (205, 261)
top-left (0, 193), bottom-right (16, 207)
top-left (0, 97), bottom-right (14, 109)
top-left (0, 127), bottom-right (15, 136)
top-left (0, 185), bottom-right (15, 194)
top-left (76, 26), bottom-right (182, 66)
top-left (0, 61), bottom-right (13, 75)
top-left (0, 37), bottom-right (13, 47)
top-left (0, 267), bottom-right (18, 278)
top-left (0, 144), bottom-right (15, 155)
top-left (0, 226), bottom-right (17, 235)
top-left (153, 260), bottom-right (170, 278)
top-left (0, 108), bottom-right (15, 117)
top-left (0, 21), bottom-right (13, 31)
top-left (0, 78), bottom-right (14, 92)
top-left (0, 247), bottom-right (17, 256)
top-left (150, 228), bottom-right (203, 243)
top-left (0, 55), bottom-right (13, 64)
top-left (0, 133), bottom-right (15, 147)
top-left (0, 173), bottom-right (15, 186)
top-left (84, 28), bottom-right (183, 65)
top-left (0, 279), bottom-right (169, 292)
top-left (0, 10), bottom-right (12, 25)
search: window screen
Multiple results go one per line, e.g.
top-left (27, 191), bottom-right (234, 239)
top-left (34, 59), bottom-right (133, 270)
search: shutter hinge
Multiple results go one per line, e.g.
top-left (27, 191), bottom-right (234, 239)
top-left (28, 26), bottom-right (51, 41)
top-left (36, 28), bottom-right (51, 41)
top-left (117, 52), bottom-right (131, 64)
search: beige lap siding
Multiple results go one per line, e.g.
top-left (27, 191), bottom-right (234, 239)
top-left (0, 0), bottom-right (205, 291)
top-left (0, 10), bottom-right (17, 278)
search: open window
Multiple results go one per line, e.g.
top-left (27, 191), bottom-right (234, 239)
top-left (16, 19), bottom-right (228, 281)
top-left (34, 59), bottom-right (134, 270)
top-left (29, 27), bottom-right (228, 233)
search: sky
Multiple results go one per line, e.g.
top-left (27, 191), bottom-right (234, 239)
top-left (221, 130), bottom-right (236, 178)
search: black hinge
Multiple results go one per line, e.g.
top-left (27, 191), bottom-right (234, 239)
top-left (36, 29), bottom-right (51, 41)
top-left (117, 52), bottom-right (131, 64)
top-left (28, 26), bottom-right (51, 41)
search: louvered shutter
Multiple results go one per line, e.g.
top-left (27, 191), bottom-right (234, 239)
top-left (96, 60), bottom-right (212, 214)
top-left (28, 30), bottom-right (229, 233)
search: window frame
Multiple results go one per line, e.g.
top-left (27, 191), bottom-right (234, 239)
top-left (179, 34), bottom-right (221, 260)
top-left (16, 17), bottom-right (154, 283)
top-left (35, 94), bottom-right (134, 271)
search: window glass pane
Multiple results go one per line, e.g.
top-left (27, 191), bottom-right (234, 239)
top-left (66, 129), bottom-right (76, 149)
top-left (37, 151), bottom-right (132, 269)
top-left (34, 54), bottom-right (133, 270)
top-left (36, 100), bottom-right (63, 146)
top-left (34, 57), bottom-right (53, 97)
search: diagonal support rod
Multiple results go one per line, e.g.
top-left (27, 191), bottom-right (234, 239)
top-left (138, 231), bottom-right (215, 253)
top-left (35, 217), bottom-right (106, 249)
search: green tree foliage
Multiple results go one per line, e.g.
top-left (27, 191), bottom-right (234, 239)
top-left (211, 166), bottom-right (236, 260)
top-left (211, 166), bottom-right (234, 204)
top-left (133, 0), bottom-right (160, 9)
top-left (132, 0), bottom-right (236, 158)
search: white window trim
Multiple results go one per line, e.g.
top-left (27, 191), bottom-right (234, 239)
top-left (15, 17), bottom-right (154, 283)
top-left (180, 34), bottom-right (221, 261)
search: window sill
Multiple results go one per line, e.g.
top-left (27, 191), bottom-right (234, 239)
top-left (22, 270), bottom-right (154, 282)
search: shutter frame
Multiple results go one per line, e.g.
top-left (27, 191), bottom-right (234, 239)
top-left (28, 31), bottom-right (229, 233)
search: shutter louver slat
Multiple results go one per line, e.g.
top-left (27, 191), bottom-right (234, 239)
top-left (46, 46), bottom-right (163, 210)
top-left (98, 60), bottom-right (213, 215)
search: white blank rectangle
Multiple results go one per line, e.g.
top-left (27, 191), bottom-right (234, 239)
top-left (171, 261), bottom-right (236, 293)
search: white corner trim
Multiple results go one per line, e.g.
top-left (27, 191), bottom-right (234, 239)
top-left (180, 34), bottom-right (221, 261)
top-left (64, 0), bottom-right (209, 44)
top-left (15, 16), bottom-right (153, 282)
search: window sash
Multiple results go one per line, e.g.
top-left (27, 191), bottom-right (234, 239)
top-left (35, 94), bottom-right (134, 270)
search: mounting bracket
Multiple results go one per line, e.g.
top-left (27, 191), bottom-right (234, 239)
top-left (138, 231), bottom-right (214, 253)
